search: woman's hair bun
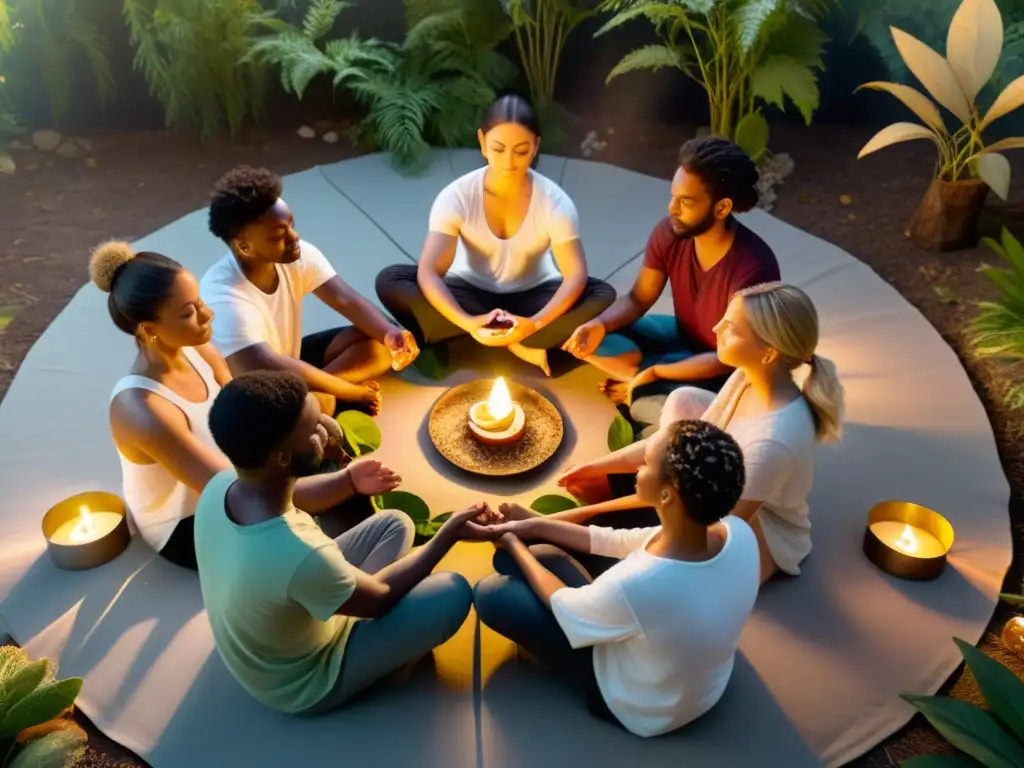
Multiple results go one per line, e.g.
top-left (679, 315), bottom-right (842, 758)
top-left (89, 240), bottom-right (136, 293)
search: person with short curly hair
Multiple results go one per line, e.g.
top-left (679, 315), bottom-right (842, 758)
top-left (195, 369), bottom-right (501, 716)
top-left (201, 165), bottom-right (419, 418)
top-left (472, 419), bottom-right (759, 738)
top-left (562, 137), bottom-right (781, 407)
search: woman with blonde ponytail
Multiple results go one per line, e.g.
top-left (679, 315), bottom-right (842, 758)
top-left (514, 282), bottom-right (843, 584)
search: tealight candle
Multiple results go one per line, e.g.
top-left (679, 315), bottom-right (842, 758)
top-left (49, 506), bottom-right (123, 546)
top-left (42, 491), bottom-right (130, 571)
top-left (867, 521), bottom-right (947, 559)
top-left (863, 500), bottom-right (954, 581)
top-left (468, 376), bottom-right (526, 446)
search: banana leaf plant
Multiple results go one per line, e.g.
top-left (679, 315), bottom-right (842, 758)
top-left (0, 646), bottom-right (86, 768)
top-left (856, 0), bottom-right (1024, 201)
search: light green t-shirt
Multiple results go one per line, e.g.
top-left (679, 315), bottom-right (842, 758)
top-left (194, 470), bottom-right (357, 713)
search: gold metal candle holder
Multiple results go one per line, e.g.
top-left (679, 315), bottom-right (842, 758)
top-left (42, 491), bottom-right (130, 571)
top-left (863, 501), bottom-right (954, 581)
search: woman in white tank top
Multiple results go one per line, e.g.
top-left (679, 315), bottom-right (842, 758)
top-left (90, 241), bottom-right (233, 569)
top-left (90, 240), bottom-right (407, 570)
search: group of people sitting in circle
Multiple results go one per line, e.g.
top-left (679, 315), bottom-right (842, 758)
top-left (88, 94), bottom-right (845, 738)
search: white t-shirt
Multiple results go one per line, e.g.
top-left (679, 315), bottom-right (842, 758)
top-left (199, 241), bottom-right (336, 359)
top-left (660, 371), bottom-right (819, 575)
top-left (428, 167), bottom-right (580, 293)
top-left (550, 518), bottom-right (760, 738)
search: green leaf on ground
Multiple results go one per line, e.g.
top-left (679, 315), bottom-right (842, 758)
top-left (335, 410), bottom-right (382, 457)
top-left (375, 490), bottom-right (430, 523)
top-left (899, 693), bottom-right (1024, 768)
top-left (954, 637), bottom-right (1024, 742)
top-left (413, 345), bottom-right (450, 381)
top-left (415, 510), bottom-right (453, 539)
top-left (0, 304), bottom-right (21, 331)
top-left (607, 412), bottom-right (634, 452)
top-left (530, 494), bottom-right (580, 514)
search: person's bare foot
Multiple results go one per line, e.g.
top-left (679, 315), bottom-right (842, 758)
top-left (598, 378), bottom-right (630, 405)
top-left (509, 344), bottom-right (552, 377)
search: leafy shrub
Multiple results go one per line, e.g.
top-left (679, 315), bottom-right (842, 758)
top-left (596, 0), bottom-right (834, 163)
top-left (124, 0), bottom-right (270, 138)
top-left (4, 0), bottom-right (114, 128)
top-left (0, 646), bottom-right (86, 768)
top-left (970, 227), bottom-right (1024, 409)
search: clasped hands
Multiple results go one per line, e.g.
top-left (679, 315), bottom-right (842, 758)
top-left (469, 309), bottom-right (537, 347)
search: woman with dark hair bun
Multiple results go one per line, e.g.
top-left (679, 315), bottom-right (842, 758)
top-left (375, 93), bottom-right (616, 376)
top-left (93, 241), bottom-right (391, 570)
top-left (91, 240), bottom-right (232, 570)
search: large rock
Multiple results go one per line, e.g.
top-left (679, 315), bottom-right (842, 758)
top-left (0, 154), bottom-right (15, 174)
top-left (31, 129), bottom-right (62, 152)
top-left (55, 142), bottom-right (81, 159)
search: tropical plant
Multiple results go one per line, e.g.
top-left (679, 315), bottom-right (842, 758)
top-left (124, 0), bottom-right (271, 139)
top-left (501, 0), bottom-right (599, 108)
top-left (595, 0), bottom-right (835, 163)
top-left (3, 0), bottom-right (114, 128)
top-left (251, 0), bottom-right (518, 172)
top-left (855, 0), bottom-right (1024, 202)
top-left (0, 1), bottom-right (21, 154)
top-left (898, 637), bottom-right (1024, 767)
top-left (0, 646), bottom-right (86, 768)
top-left (350, 0), bottom-right (518, 170)
top-left (969, 227), bottom-right (1024, 410)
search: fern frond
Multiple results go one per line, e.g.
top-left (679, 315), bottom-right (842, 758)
top-left (303, 0), bottom-right (351, 42)
top-left (69, 16), bottom-right (115, 106)
top-left (248, 31), bottom-right (332, 98)
top-left (606, 43), bottom-right (684, 82)
top-left (594, 1), bottom-right (690, 39)
top-left (352, 71), bottom-right (444, 171)
top-left (0, 0), bottom-right (14, 51)
top-left (732, 0), bottom-right (783, 56)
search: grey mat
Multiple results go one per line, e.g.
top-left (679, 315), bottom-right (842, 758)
top-left (0, 151), bottom-right (1012, 768)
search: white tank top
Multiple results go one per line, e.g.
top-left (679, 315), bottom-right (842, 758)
top-left (110, 347), bottom-right (223, 552)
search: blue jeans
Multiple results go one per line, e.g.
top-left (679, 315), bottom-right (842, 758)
top-left (596, 314), bottom-right (730, 400)
top-left (474, 546), bottom-right (625, 729)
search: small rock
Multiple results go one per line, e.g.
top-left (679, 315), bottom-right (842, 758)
top-left (85, 157), bottom-right (98, 168)
top-left (839, 193), bottom-right (853, 206)
top-left (606, 127), bottom-right (615, 135)
top-left (7, 139), bottom-right (29, 152)
top-left (797, 195), bottom-right (810, 204)
top-left (25, 162), bottom-right (37, 171)
top-left (322, 130), bottom-right (339, 144)
top-left (76, 137), bottom-right (93, 152)
top-left (0, 154), bottom-right (14, 174)
top-left (31, 129), bottom-right (62, 152)
top-left (55, 142), bottom-right (80, 159)
top-left (297, 125), bottom-right (316, 139)
top-left (847, 212), bottom-right (856, 221)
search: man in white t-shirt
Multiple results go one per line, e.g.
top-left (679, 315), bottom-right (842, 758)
top-left (201, 166), bottom-right (419, 416)
top-left (474, 420), bottom-right (760, 738)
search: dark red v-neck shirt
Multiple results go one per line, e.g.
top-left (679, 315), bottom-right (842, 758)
top-left (643, 217), bottom-right (781, 352)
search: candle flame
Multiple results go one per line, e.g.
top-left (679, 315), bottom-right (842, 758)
top-left (895, 524), bottom-right (918, 554)
top-left (487, 377), bottom-right (513, 420)
top-left (71, 505), bottom-right (96, 542)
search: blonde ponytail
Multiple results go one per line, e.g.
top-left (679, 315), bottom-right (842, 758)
top-left (733, 282), bottom-right (846, 442)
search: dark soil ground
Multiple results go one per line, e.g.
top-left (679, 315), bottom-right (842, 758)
top-left (1, 111), bottom-right (1022, 767)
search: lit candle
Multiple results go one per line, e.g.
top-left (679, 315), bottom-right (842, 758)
top-left (869, 520), bottom-right (947, 559)
top-left (468, 377), bottom-right (526, 445)
top-left (49, 505), bottom-right (122, 546)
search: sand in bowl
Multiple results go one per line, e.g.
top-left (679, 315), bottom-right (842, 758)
top-left (428, 378), bottom-right (564, 476)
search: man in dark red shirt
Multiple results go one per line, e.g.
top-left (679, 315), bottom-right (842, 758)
top-left (563, 137), bottom-right (781, 406)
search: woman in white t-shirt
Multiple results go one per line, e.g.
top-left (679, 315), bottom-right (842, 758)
top-left (474, 420), bottom-right (760, 738)
top-left (92, 241), bottom-right (389, 570)
top-left (553, 282), bottom-right (845, 582)
top-left (375, 95), bottom-right (615, 376)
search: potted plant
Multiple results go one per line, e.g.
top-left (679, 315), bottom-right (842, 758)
top-left (0, 646), bottom-right (86, 767)
top-left (855, 0), bottom-right (1024, 252)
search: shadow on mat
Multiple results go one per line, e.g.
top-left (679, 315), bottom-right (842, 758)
top-left (478, 653), bottom-right (821, 767)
